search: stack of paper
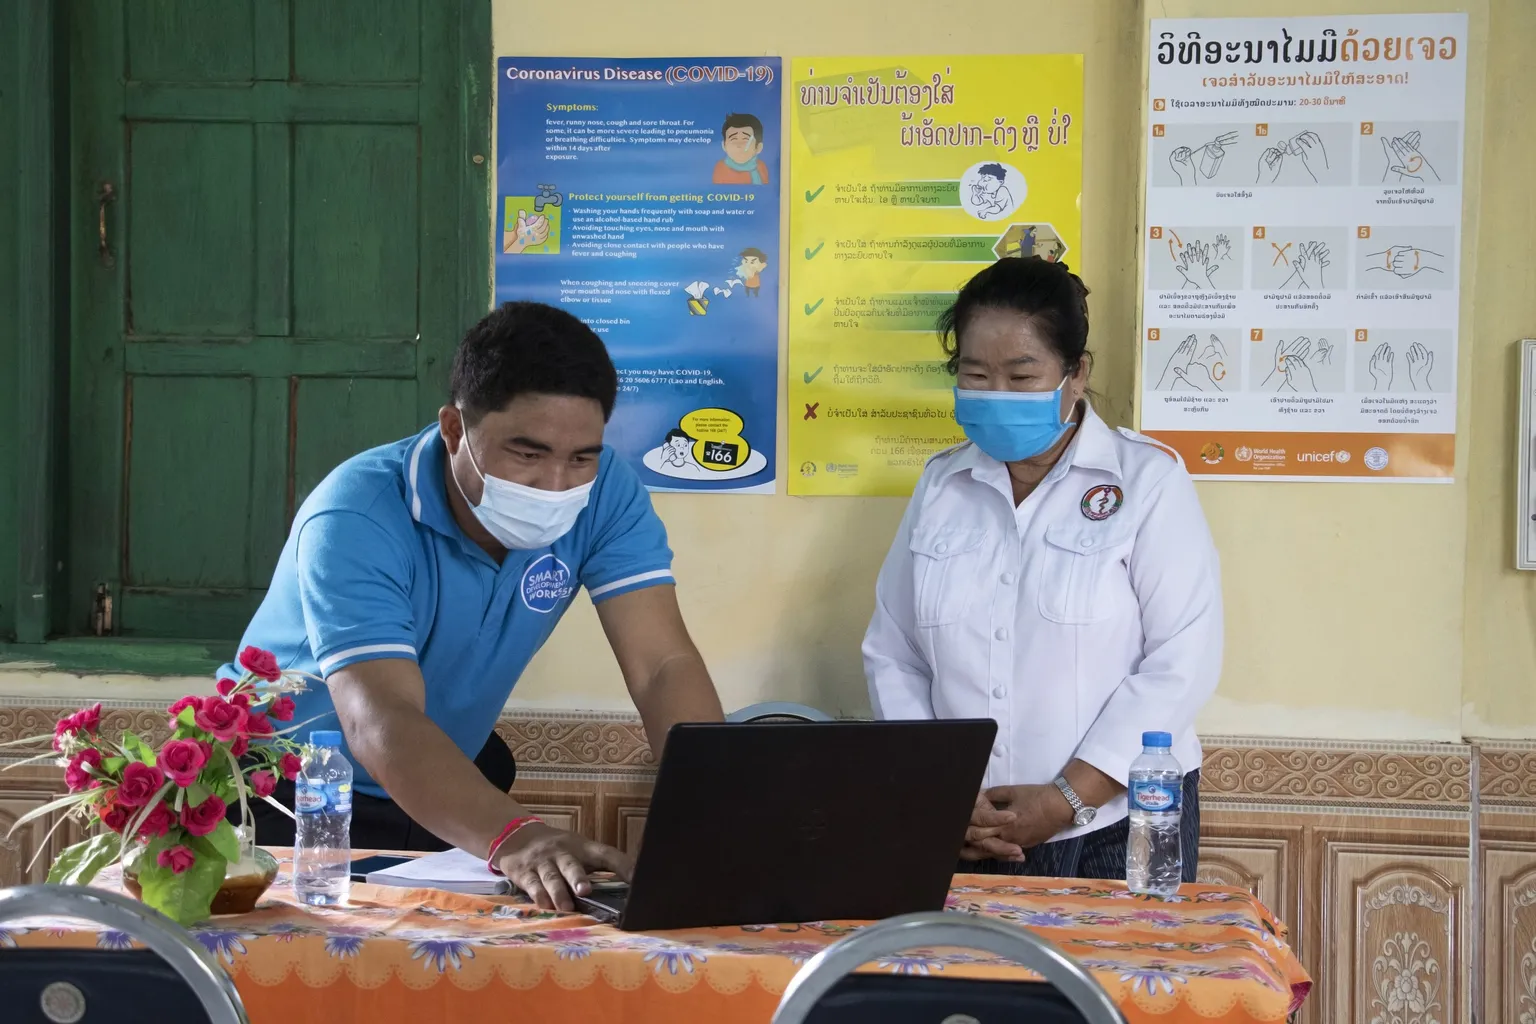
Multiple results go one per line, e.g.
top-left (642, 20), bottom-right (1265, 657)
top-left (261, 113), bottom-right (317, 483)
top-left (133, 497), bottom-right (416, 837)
top-left (365, 847), bottom-right (511, 895)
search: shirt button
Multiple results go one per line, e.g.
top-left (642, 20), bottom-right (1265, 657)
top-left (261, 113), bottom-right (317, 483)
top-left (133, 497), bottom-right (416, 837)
top-left (1080, 537), bottom-right (1095, 549)
top-left (994, 628), bottom-right (1009, 641)
top-left (935, 542), bottom-right (948, 554)
top-left (992, 744), bottom-right (1003, 758)
top-left (992, 686), bottom-right (1005, 699)
top-left (1000, 572), bottom-right (1015, 585)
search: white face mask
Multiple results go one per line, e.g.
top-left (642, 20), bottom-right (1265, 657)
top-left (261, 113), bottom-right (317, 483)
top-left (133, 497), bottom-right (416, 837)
top-left (453, 427), bottom-right (594, 550)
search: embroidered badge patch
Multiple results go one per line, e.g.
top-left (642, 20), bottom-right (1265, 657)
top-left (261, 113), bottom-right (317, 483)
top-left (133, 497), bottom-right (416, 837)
top-left (1080, 484), bottom-right (1124, 521)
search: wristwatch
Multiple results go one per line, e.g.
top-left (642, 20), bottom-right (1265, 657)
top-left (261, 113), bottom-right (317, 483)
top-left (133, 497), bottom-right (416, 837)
top-left (1053, 776), bottom-right (1097, 827)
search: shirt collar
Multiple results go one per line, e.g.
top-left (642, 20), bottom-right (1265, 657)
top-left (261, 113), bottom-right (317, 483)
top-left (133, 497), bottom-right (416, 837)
top-left (402, 424), bottom-right (462, 539)
top-left (934, 401), bottom-right (1123, 485)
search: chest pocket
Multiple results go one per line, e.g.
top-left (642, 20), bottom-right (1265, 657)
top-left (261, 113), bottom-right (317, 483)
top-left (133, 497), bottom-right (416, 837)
top-left (910, 526), bottom-right (986, 628)
top-left (1037, 522), bottom-right (1133, 625)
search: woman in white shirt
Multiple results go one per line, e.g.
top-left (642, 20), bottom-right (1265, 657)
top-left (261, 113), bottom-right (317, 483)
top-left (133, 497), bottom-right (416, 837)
top-left (863, 256), bottom-right (1222, 881)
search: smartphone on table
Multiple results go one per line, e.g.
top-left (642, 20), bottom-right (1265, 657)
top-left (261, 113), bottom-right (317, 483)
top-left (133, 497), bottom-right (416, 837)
top-left (349, 854), bottom-right (413, 882)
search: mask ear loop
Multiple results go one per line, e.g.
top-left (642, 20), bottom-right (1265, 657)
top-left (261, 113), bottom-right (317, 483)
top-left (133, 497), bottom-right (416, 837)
top-left (450, 408), bottom-right (487, 509)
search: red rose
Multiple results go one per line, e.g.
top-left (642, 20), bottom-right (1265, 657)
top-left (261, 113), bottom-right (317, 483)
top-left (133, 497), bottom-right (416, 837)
top-left (117, 761), bottom-right (165, 808)
top-left (269, 696), bottom-right (296, 722)
top-left (179, 794), bottom-right (227, 837)
top-left (158, 739), bottom-right (208, 788)
top-left (279, 753), bottom-right (303, 781)
top-left (75, 704), bottom-right (103, 735)
top-left (193, 696), bottom-right (246, 742)
top-left (138, 801), bottom-right (175, 839)
top-left (249, 770), bottom-right (277, 798)
top-left (230, 693), bottom-right (251, 709)
top-left (230, 736), bottom-right (250, 758)
top-left (167, 695), bottom-right (203, 719)
top-left (64, 749), bottom-right (103, 792)
top-left (238, 646), bottom-right (281, 682)
top-left (215, 678), bottom-right (238, 697)
top-left (98, 799), bottom-right (130, 834)
top-left (156, 845), bottom-right (196, 875)
top-left (246, 712), bottom-right (275, 738)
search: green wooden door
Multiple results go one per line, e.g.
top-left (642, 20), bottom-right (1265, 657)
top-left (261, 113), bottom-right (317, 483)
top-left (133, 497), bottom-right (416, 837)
top-left (65, 0), bottom-right (489, 640)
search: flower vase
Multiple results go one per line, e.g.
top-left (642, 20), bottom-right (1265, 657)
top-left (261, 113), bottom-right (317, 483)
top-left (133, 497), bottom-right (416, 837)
top-left (122, 826), bottom-right (279, 918)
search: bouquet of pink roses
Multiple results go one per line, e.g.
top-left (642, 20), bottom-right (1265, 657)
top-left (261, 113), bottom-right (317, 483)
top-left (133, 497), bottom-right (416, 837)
top-left (3, 646), bottom-right (319, 924)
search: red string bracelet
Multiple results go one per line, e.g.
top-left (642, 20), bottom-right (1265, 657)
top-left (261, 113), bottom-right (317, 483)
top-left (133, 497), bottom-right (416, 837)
top-left (486, 815), bottom-right (543, 875)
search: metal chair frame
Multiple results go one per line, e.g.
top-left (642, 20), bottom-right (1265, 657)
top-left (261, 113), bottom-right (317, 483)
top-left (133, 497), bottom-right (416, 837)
top-left (725, 701), bottom-right (834, 723)
top-left (0, 884), bottom-right (250, 1024)
top-left (772, 910), bottom-right (1125, 1024)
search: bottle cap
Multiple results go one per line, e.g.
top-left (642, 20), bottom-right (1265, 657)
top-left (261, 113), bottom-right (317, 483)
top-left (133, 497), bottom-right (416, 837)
top-left (1142, 731), bottom-right (1173, 748)
top-left (310, 730), bottom-right (343, 748)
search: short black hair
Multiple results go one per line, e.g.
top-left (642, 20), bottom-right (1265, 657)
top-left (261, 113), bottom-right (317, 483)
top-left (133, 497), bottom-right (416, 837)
top-left (665, 428), bottom-right (694, 442)
top-left (978, 163), bottom-right (1007, 180)
top-left (449, 302), bottom-right (618, 423)
top-left (937, 256), bottom-right (1091, 376)
top-left (739, 247), bottom-right (767, 262)
top-left (721, 112), bottom-right (763, 143)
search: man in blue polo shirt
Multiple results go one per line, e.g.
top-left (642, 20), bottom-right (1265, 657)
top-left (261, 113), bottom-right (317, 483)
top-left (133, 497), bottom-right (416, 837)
top-left (224, 302), bottom-right (725, 911)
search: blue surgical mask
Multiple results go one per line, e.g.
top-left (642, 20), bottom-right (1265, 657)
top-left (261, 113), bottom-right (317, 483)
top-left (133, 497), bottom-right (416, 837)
top-left (953, 380), bottom-right (1075, 463)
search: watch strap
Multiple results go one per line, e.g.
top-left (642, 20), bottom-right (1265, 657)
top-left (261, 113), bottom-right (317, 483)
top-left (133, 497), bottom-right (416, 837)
top-left (1053, 776), bottom-right (1085, 815)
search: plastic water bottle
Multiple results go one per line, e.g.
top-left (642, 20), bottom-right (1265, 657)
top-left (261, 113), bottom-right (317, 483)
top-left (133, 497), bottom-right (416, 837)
top-left (293, 730), bottom-right (353, 906)
top-left (1126, 731), bottom-right (1183, 897)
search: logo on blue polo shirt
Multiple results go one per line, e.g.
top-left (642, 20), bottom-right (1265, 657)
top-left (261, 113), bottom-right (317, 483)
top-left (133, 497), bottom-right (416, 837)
top-left (521, 554), bottom-right (576, 613)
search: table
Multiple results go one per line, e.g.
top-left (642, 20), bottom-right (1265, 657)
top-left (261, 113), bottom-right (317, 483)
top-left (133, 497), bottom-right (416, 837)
top-left (5, 855), bottom-right (1311, 1023)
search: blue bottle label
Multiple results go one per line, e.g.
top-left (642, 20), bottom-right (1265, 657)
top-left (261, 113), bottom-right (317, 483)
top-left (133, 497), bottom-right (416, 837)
top-left (1130, 780), bottom-right (1182, 813)
top-left (295, 782), bottom-right (352, 815)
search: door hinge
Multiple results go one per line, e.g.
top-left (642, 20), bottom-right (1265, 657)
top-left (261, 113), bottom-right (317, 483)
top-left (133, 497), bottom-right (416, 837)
top-left (92, 584), bottom-right (114, 636)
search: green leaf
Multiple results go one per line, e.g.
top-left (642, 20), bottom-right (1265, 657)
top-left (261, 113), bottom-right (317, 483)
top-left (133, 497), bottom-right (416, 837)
top-left (122, 731), bottom-right (155, 765)
top-left (187, 782), bottom-right (210, 807)
top-left (102, 756), bottom-right (126, 774)
top-left (46, 833), bottom-right (120, 886)
top-left (176, 707), bottom-right (199, 731)
top-left (205, 820), bottom-right (241, 864)
top-left (136, 849), bottom-right (224, 926)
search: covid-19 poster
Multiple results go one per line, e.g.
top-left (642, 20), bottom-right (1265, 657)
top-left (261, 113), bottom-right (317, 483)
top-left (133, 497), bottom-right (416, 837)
top-left (786, 55), bottom-right (1084, 496)
top-left (495, 57), bottom-right (782, 493)
top-left (1139, 14), bottom-right (1467, 481)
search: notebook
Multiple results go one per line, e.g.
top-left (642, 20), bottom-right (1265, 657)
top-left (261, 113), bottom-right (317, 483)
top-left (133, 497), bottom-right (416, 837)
top-left (364, 847), bottom-right (511, 895)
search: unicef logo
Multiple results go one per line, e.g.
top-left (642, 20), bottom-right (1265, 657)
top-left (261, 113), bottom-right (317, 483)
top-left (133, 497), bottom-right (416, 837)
top-left (521, 554), bottom-right (576, 614)
top-left (1364, 447), bottom-right (1390, 472)
top-left (1335, 450), bottom-right (1352, 464)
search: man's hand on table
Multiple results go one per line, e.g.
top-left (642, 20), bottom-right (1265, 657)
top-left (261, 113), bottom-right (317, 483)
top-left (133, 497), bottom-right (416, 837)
top-left (497, 822), bottom-right (635, 912)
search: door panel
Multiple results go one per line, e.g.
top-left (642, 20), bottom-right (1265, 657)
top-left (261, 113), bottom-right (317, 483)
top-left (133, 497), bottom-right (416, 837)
top-left (125, 375), bottom-right (254, 588)
top-left (125, 0), bottom-right (255, 82)
top-left (292, 125), bottom-right (420, 339)
top-left (293, 0), bottom-right (422, 84)
top-left (128, 122), bottom-right (255, 336)
top-left (67, 0), bottom-right (489, 640)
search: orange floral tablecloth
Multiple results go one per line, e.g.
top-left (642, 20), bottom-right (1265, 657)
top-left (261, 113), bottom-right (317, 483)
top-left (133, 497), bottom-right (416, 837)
top-left (5, 854), bottom-right (1311, 1023)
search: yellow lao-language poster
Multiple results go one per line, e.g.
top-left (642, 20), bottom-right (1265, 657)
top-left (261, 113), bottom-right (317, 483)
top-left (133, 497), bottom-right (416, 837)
top-left (787, 55), bottom-right (1083, 496)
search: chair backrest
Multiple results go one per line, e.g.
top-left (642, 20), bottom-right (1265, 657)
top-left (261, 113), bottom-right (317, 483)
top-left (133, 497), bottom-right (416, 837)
top-left (772, 910), bottom-right (1124, 1024)
top-left (725, 701), bottom-right (833, 723)
top-left (0, 884), bottom-right (250, 1024)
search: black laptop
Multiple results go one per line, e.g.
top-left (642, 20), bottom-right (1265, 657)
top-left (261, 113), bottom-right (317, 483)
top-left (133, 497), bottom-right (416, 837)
top-left (577, 718), bottom-right (996, 931)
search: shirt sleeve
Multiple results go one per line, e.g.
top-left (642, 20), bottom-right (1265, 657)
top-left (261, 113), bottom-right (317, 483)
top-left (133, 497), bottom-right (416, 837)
top-left (578, 455), bottom-right (675, 604)
top-left (295, 511), bottom-right (420, 677)
top-left (1074, 465), bottom-right (1223, 783)
top-left (862, 477), bottom-right (936, 720)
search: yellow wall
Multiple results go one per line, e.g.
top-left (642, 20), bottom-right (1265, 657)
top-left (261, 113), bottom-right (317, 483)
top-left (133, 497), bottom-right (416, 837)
top-left (493, 0), bottom-right (1536, 741)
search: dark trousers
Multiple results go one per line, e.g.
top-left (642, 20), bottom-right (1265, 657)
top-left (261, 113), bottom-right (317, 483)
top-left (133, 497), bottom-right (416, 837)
top-left (964, 770), bottom-right (1202, 883)
top-left (241, 731), bottom-right (518, 852)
